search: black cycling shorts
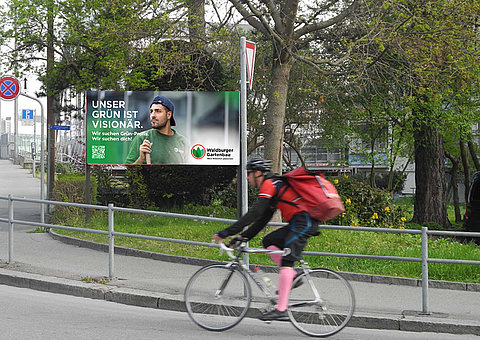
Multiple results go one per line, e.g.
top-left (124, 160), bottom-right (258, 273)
top-left (262, 212), bottom-right (319, 267)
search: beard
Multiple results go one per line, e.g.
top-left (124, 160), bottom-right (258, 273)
top-left (151, 117), bottom-right (167, 130)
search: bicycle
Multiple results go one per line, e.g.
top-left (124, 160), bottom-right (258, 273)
top-left (184, 239), bottom-right (355, 337)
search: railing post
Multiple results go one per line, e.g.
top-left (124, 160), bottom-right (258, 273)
top-left (7, 194), bottom-right (13, 263)
top-left (421, 226), bottom-right (430, 314)
top-left (108, 203), bottom-right (115, 279)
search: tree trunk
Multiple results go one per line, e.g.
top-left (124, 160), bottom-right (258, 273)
top-left (387, 164), bottom-right (394, 192)
top-left (263, 58), bottom-right (292, 174)
top-left (459, 141), bottom-right (471, 202)
top-left (468, 141), bottom-right (480, 171)
top-left (412, 119), bottom-right (450, 227)
top-left (187, 0), bottom-right (205, 45)
top-left (369, 139), bottom-right (376, 187)
top-left (445, 150), bottom-right (462, 223)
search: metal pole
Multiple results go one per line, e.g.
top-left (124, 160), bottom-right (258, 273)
top-left (19, 94), bottom-right (45, 224)
top-left (421, 227), bottom-right (430, 314)
top-left (32, 110), bottom-right (36, 178)
top-left (8, 194), bottom-right (13, 263)
top-left (85, 164), bottom-right (91, 223)
top-left (240, 37), bottom-right (249, 266)
top-left (14, 98), bottom-right (18, 163)
top-left (240, 37), bottom-right (248, 217)
top-left (108, 203), bottom-right (115, 279)
top-left (40, 101), bottom-right (45, 224)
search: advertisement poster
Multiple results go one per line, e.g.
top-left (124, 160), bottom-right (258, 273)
top-left (86, 91), bottom-right (240, 165)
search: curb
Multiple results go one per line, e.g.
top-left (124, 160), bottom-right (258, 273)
top-left (49, 229), bottom-right (480, 292)
top-left (0, 267), bottom-right (185, 311)
top-left (0, 267), bottom-right (479, 336)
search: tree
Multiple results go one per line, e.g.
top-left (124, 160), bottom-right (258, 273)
top-left (399, 1), bottom-right (480, 226)
top-left (340, 0), bottom-right (480, 227)
top-left (1, 0), bottom-right (215, 199)
top-left (216, 0), bottom-right (362, 172)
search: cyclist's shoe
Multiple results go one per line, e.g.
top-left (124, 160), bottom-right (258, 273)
top-left (258, 309), bottom-right (289, 322)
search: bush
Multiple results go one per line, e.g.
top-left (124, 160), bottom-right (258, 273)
top-left (330, 175), bottom-right (407, 228)
top-left (210, 175), bottom-right (259, 211)
top-left (91, 165), bottom-right (238, 210)
top-left (375, 171), bottom-right (406, 194)
top-left (51, 173), bottom-right (96, 223)
top-left (55, 162), bottom-right (76, 175)
top-left (349, 171), bottom-right (406, 194)
top-left (93, 166), bottom-right (131, 207)
top-left (52, 174), bottom-right (96, 203)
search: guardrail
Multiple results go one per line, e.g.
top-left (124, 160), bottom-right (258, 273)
top-left (1, 194), bottom-right (479, 315)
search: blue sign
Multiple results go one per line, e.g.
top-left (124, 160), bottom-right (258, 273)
top-left (22, 109), bottom-right (34, 120)
top-left (51, 125), bottom-right (70, 131)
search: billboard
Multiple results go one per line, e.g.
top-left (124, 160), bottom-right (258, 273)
top-left (86, 91), bottom-right (240, 165)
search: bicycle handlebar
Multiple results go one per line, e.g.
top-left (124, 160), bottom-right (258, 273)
top-left (219, 242), bottom-right (291, 260)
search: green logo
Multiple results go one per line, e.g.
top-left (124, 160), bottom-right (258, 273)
top-left (191, 144), bottom-right (206, 159)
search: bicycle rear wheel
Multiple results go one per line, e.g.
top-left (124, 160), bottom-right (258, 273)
top-left (287, 268), bottom-right (355, 337)
top-left (184, 264), bottom-right (251, 331)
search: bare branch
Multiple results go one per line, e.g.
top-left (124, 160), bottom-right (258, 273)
top-left (227, 0), bottom-right (270, 36)
top-left (261, 0), bottom-right (283, 32)
top-left (294, 0), bottom-right (360, 40)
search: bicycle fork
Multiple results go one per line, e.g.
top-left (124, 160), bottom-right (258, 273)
top-left (214, 264), bottom-right (237, 299)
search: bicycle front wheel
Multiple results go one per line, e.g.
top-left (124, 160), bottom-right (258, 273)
top-left (288, 268), bottom-right (355, 337)
top-left (184, 264), bottom-right (251, 331)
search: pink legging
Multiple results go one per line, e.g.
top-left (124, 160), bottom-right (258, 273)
top-left (266, 245), bottom-right (295, 312)
top-left (266, 245), bottom-right (282, 266)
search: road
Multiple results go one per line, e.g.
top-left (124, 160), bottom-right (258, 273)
top-left (1, 285), bottom-right (478, 340)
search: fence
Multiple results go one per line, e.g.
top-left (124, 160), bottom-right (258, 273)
top-left (1, 194), bottom-right (480, 315)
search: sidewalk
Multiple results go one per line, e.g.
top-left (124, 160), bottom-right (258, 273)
top-left (0, 159), bottom-right (479, 336)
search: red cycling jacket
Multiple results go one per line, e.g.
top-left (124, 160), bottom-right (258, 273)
top-left (216, 176), bottom-right (305, 240)
top-left (258, 177), bottom-right (304, 222)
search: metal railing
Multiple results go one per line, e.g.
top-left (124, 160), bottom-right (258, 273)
top-left (1, 194), bottom-right (479, 315)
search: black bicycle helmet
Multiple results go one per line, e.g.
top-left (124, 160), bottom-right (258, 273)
top-left (247, 157), bottom-right (272, 172)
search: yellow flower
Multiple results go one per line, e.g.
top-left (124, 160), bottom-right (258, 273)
top-left (341, 213), bottom-right (346, 218)
top-left (400, 217), bottom-right (407, 222)
top-left (345, 198), bottom-right (351, 204)
top-left (333, 179), bottom-right (339, 185)
top-left (344, 175), bottom-right (349, 179)
top-left (384, 206), bottom-right (390, 212)
top-left (389, 225), bottom-right (394, 228)
top-left (351, 221), bottom-right (359, 226)
top-left (371, 212), bottom-right (379, 220)
top-left (399, 226), bottom-right (405, 229)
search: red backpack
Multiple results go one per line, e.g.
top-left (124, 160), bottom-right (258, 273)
top-left (277, 167), bottom-right (345, 221)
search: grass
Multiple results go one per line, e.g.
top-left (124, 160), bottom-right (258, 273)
top-left (51, 202), bottom-right (480, 284)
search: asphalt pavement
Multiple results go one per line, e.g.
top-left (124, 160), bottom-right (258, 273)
top-left (0, 159), bottom-right (479, 336)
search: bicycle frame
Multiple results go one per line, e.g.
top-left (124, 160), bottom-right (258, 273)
top-left (219, 242), bottom-right (316, 307)
top-left (220, 243), bottom-right (278, 303)
top-left (288, 259), bottom-right (324, 309)
top-left (186, 242), bottom-right (356, 337)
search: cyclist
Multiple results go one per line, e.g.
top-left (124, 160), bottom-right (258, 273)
top-left (213, 157), bottom-right (319, 321)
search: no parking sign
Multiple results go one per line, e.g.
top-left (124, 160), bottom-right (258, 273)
top-left (0, 75), bottom-right (21, 100)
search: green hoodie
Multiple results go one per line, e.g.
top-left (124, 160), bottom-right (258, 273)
top-left (125, 129), bottom-right (189, 164)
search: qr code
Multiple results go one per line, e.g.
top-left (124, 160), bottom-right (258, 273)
top-left (92, 145), bottom-right (106, 159)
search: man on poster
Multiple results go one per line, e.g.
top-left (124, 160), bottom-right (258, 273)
top-left (125, 96), bottom-right (189, 164)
